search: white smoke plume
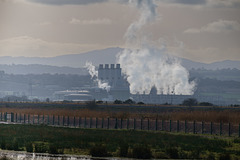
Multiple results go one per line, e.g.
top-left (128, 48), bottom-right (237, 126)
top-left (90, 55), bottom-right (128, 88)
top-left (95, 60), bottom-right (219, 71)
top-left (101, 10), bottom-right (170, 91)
top-left (117, 0), bottom-right (196, 95)
top-left (85, 62), bottom-right (111, 92)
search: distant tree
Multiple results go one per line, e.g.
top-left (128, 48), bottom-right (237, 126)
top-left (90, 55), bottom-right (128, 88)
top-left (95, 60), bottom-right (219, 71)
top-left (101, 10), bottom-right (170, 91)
top-left (96, 100), bottom-right (103, 104)
top-left (114, 99), bottom-right (123, 104)
top-left (199, 102), bottom-right (213, 106)
top-left (123, 99), bottom-right (135, 104)
top-left (46, 98), bottom-right (50, 102)
top-left (182, 98), bottom-right (198, 107)
top-left (137, 102), bottom-right (145, 105)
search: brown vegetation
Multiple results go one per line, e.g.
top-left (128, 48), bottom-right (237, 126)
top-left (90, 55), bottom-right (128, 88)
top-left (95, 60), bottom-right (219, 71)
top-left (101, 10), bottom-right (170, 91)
top-left (0, 106), bottom-right (240, 124)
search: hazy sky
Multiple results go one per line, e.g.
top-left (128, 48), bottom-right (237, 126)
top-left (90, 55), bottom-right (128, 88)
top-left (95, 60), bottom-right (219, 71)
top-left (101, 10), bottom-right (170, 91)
top-left (0, 0), bottom-right (240, 63)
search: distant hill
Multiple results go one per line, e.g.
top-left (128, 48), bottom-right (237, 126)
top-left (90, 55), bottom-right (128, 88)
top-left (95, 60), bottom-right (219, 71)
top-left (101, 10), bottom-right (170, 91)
top-left (0, 47), bottom-right (239, 70)
top-left (0, 64), bottom-right (88, 75)
top-left (0, 47), bottom-right (121, 68)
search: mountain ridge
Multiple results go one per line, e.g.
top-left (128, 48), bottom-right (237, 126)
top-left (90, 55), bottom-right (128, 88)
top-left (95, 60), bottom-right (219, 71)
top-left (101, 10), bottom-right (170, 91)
top-left (0, 47), bottom-right (239, 71)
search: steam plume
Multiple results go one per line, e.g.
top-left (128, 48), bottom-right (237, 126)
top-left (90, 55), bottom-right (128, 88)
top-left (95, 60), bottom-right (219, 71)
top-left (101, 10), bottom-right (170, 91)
top-left (117, 0), bottom-right (196, 95)
top-left (85, 62), bottom-right (111, 92)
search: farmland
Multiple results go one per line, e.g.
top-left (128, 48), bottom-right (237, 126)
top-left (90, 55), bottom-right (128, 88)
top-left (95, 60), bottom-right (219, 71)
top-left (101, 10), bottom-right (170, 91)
top-left (0, 124), bottom-right (240, 159)
top-left (0, 102), bottom-right (240, 159)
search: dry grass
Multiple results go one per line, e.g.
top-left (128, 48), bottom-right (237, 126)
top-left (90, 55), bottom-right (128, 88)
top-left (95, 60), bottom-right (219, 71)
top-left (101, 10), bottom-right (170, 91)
top-left (0, 106), bottom-right (240, 124)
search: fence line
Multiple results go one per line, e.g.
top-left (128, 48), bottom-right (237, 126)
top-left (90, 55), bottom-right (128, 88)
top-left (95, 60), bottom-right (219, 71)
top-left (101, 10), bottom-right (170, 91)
top-left (0, 112), bottom-right (239, 137)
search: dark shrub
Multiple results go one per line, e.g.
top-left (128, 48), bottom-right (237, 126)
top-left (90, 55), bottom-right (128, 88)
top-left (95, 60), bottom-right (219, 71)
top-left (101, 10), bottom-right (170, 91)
top-left (0, 139), bottom-right (6, 150)
top-left (49, 144), bottom-right (58, 154)
top-left (90, 144), bottom-right (109, 157)
top-left (12, 138), bottom-right (20, 151)
top-left (132, 145), bottom-right (152, 159)
top-left (119, 142), bottom-right (129, 157)
top-left (34, 142), bottom-right (48, 153)
top-left (219, 153), bottom-right (231, 160)
top-left (206, 153), bottom-right (215, 160)
top-left (25, 142), bottom-right (33, 152)
top-left (166, 147), bottom-right (179, 159)
top-left (5, 143), bottom-right (13, 150)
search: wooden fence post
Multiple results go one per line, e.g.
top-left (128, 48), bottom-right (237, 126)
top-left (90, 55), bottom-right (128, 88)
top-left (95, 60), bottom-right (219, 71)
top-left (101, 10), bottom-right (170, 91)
top-left (120, 118), bottom-right (123, 129)
top-left (101, 118), bottom-right (104, 128)
top-left (220, 122), bottom-right (222, 136)
top-left (141, 118), bottom-right (143, 130)
top-left (4, 112), bottom-right (7, 122)
top-left (170, 120), bottom-right (172, 132)
top-left (28, 114), bottom-right (30, 124)
top-left (185, 120), bottom-right (187, 133)
top-left (127, 118), bottom-right (129, 130)
top-left (11, 113), bottom-right (14, 122)
top-left (19, 113), bottom-right (21, 123)
top-left (115, 118), bottom-right (118, 129)
top-left (193, 121), bottom-right (196, 134)
top-left (38, 115), bottom-right (39, 124)
top-left (202, 121), bottom-right (204, 134)
top-left (155, 118), bottom-right (158, 131)
top-left (211, 122), bottom-right (213, 135)
top-left (96, 118), bottom-right (98, 128)
top-left (58, 115), bottom-right (60, 126)
top-left (53, 115), bottom-right (55, 125)
top-left (24, 114), bottom-right (26, 124)
top-left (33, 114), bottom-right (35, 124)
top-left (162, 120), bottom-right (164, 131)
top-left (147, 119), bottom-right (149, 131)
top-left (239, 123), bottom-right (240, 137)
top-left (73, 116), bottom-right (75, 127)
top-left (90, 117), bottom-right (92, 128)
top-left (107, 118), bottom-right (110, 129)
top-left (229, 123), bottom-right (231, 137)
top-left (176, 120), bottom-right (179, 132)
top-left (79, 117), bottom-right (81, 127)
top-left (15, 113), bottom-right (17, 123)
top-left (84, 117), bottom-right (86, 128)
top-left (67, 116), bottom-right (69, 126)
top-left (134, 118), bottom-right (136, 130)
top-left (47, 115), bottom-right (50, 125)
top-left (63, 116), bottom-right (65, 126)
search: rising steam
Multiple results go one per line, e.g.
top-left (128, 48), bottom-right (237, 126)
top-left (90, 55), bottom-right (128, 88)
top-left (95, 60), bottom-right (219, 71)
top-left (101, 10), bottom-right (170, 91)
top-left (85, 62), bottom-right (111, 92)
top-left (117, 0), bottom-right (196, 95)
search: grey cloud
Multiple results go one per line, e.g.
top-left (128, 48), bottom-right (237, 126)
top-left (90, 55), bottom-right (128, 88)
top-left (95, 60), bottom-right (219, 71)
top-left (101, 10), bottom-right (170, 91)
top-left (28, 0), bottom-right (108, 5)
top-left (184, 20), bottom-right (240, 34)
top-left (160, 0), bottom-right (206, 5)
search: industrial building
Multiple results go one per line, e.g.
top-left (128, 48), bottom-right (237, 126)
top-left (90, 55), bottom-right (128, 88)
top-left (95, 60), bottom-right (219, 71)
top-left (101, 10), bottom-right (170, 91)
top-left (53, 64), bottom-right (234, 105)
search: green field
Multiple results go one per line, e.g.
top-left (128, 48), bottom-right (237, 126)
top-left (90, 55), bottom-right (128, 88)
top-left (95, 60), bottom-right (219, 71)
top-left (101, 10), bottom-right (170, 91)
top-left (0, 124), bottom-right (240, 159)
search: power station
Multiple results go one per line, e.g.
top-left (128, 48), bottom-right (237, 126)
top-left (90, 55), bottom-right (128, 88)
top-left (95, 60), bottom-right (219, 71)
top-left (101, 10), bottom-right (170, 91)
top-left (53, 64), bottom-right (231, 105)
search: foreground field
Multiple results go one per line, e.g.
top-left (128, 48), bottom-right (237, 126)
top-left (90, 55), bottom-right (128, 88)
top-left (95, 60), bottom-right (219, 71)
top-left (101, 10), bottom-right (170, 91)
top-left (0, 124), bottom-right (240, 159)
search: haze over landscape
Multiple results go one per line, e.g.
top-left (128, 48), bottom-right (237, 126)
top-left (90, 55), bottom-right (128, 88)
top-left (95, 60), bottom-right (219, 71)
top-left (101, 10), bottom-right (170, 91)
top-left (1, 1), bottom-right (240, 159)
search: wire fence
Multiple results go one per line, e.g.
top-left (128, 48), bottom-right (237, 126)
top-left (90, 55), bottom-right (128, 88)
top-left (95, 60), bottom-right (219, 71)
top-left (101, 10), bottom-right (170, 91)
top-left (1, 112), bottom-right (240, 137)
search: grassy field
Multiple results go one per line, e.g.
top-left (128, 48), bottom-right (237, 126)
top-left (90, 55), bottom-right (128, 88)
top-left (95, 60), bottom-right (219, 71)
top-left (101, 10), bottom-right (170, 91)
top-left (0, 124), bottom-right (240, 159)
